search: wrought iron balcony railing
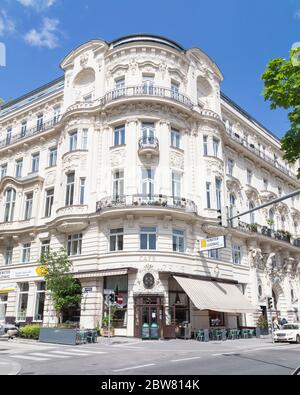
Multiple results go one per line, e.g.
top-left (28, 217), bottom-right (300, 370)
top-left (138, 136), bottom-right (159, 150)
top-left (96, 194), bottom-right (197, 214)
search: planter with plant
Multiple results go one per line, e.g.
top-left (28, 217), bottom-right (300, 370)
top-left (247, 223), bottom-right (258, 232)
top-left (101, 305), bottom-right (117, 337)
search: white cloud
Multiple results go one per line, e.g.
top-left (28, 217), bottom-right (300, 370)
top-left (17, 0), bottom-right (56, 11)
top-left (24, 17), bottom-right (60, 49)
top-left (0, 10), bottom-right (16, 37)
top-left (295, 9), bottom-right (300, 19)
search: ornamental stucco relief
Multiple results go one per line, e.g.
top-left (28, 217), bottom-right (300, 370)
top-left (110, 149), bottom-right (126, 167)
top-left (133, 264), bottom-right (165, 294)
top-left (170, 151), bottom-right (184, 170)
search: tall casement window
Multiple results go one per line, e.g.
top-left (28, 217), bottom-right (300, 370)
top-left (171, 80), bottom-right (180, 98)
top-left (206, 182), bottom-right (211, 208)
top-left (79, 178), bottom-right (85, 205)
top-left (229, 193), bottom-right (236, 218)
top-left (140, 227), bottom-right (157, 250)
top-left (173, 229), bottom-right (185, 252)
top-left (15, 158), bottom-right (23, 178)
top-left (21, 243), bottom-right (31, 263)
top-left (142, 74), bottom-right (154, 94)
top-left (142, 168), bottom-right (155, 198)
top-left (215, 177), bottom-right (222, 210)
top-left (36, 113), bottom-right (43, 131)
top-left (4, 188), bottom-right (16, 222)
top-left (172, 171), bottom-right (182, 199)
top-left (69, 130), bottom-right (78, 151)
top-left (24, 192), bottom-right (33, 220)
top-left (227, 159), bottom-right (234, 176)
top-left (110, 228), bottom-right (124, 252)
top-left (40, 240), bottom-right (50, 257)
top-left (65, 172), bottom-right (75, 206)
top-left (0, 163), bottom-right (7, 179)
top-left (67, 233), bottom-right (82, 256)
top-left (34, 282), bottom-right (46, 321)
top-left (212, 137), bottom-right (220, 157)
top-left (17, 283), bottom-right (29, 321)
top-left (232, 244), bottom-right (241, 265)
top-left (114, 125), bottom-right (125, 146)
top-left (31, 152), bottom-right (39, 173)
top-left (113, 170), bottom-right (124, 200)
top-left (247, 169), bottom-right (252, 185)
top-left (21, 120), bottom-right (27, 137)
top-left (171, 128), bottom-right (181, 149)
top-left (53, 106), bottom-right (61, 123)
top-left (268, 208), bottom-right (275, 230)
top-left (249, 201), bottom-right (255, 224)
top-left (49, 146), bottom-right (57, 167)
top-left (45, 188), bottom-right (54, 217)
top-left (6, 127), bottom-right (12, 145)
top-left (141, 122), bottom-right (155, 144)
top-left (82, 129), bottom-right (88, 150)
top-left (5, 247), bottom-right (13, 265)
top-left (115, 77), bottom-right (125, 96)
top-left (203, 135), bottom-right (208, 156)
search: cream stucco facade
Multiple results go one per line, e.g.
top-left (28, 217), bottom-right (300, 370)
top-left (0, 34), bottom-right (299, 337)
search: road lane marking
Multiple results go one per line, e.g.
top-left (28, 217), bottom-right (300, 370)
top-left (50, 350), bottom-right (89, 356)
top-left (171, 357), bottom-right (202, 362)
top-left (66, 349), bottom-right (108, 354)
top-left (10, 355), bottom-right (50, 361)
top-left (113, 364), bottom-right (156, 372)
top-left (30, 353), bottom-right (69, 359)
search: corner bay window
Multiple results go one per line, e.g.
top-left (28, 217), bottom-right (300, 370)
top-left (69, 130), bottom-right (78, 151)
top-left (173, 229), bottom-right (185, 252)
top-left (140, 227), bottom-right (156, 250)
top-left (104, 275), bottom-right (128, 328)
top-left (67, 233), bottom-right (82, 256)
top-left (110, 228), bottom-right (124, 252)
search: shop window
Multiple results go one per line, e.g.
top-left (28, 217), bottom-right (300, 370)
top-left (34, 282), bottom-right (45, 321)
top-left (103, 275), bottom-right (128, 328)
top-left (0, 294), bottom-right (8, 320)
top-left (17, 283), bottom-right (29, 321)
top-left (209, 311), bottom-right (225, 327)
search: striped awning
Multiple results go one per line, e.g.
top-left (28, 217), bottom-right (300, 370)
top-left (174, 276), bottom-right (257, 314)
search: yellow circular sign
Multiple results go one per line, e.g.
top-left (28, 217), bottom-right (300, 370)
top-left (36, 265), bottom-right (48, 276)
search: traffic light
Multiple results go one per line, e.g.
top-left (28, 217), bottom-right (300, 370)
top-left (217, 206), bottom-right (228, 227)
top-left (267, 297), bottom-right (273, 309)
top-left (109, 293), bottom-right (115, 304)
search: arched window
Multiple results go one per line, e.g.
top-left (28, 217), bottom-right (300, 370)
top-left (249, 201), bottom-right (255, 224)
top-left (4, 188), bottom-right (16, 222)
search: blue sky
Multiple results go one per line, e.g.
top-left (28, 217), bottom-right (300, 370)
top-left (0, 0), bottom-right (299, 138)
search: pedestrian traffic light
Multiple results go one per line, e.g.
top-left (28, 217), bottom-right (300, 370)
top-left (217, 206), bottom-right (228, 227)
top-left (109, 293), bottom-right (115, 304)
top-left (267, 297), bottom-right (273, 309)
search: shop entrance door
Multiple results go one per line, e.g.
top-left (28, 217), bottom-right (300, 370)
top-left (134, 295), bottom-right (163, 338)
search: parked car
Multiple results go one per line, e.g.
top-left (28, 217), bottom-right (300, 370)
top-left (274, 323), bottom-right (300, 344)
top-left (0, 323), bottom-right (19, 337)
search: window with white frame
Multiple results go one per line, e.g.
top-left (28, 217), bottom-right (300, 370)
top-left (21, 120), bottom-right (27, 137)
top-left (115, 77), bottom-right (125, 96)
top-left (171, 80), bottom-right (180, 98)
top-left (36, 113), bottom-right (43, 131)
top-left (81, 129), bottom-right (88, 150)
top-left (203, 135), bottom-right (208, 156)
top-left (141, 122), bottom-right (155, 144)
top-left (40, 240), bottom-right (50, 257)
top-left (53, 106), bottom-right (60, 123)
top-left (232, 244), bottom-right (241, 265)
top-left (227, 159), bottom-right (234, 176)
top-left (140, 227), bottom-right (156, 250)
top-left (0, 163), bottom-right (7, 179)
top-left (17, 283), bottom-right (29, 321)
top-left (171, 128), bottom-right (181, 149)
top-left (45, 188), bottom-right (54, 217)
top-left (249, 201), bottom-right (255, 224)
top-left (69, 130), bottom-right (78, 151)
top-left (113, 170), bottom-right (124, 200)
top-left (206, 182), bottom-right (211, 208)
top-left (4, 188), bottom-right (16, 222)
top-left (15, 158), bottom-right (23, 178)
top-left (65, 172), bottom-right (75, 206)
top-left (67, 233), bottom-right (82, 256)
top-left (31, 152), bottom-right (39, 173)
top-left (79, 178), bottom-right (85, 205)
top-left (215, 177), bottom-right (222, 210)
top-left (173, 229), bottom-right (185, 252)
top-left (110, 228), bottom-right (124, 252)
top-left (142, 168), bottom-right (155, 198)
top-left (114, 125), bottom-right (125, 146)
top-left (4, 246), bottom-right (13, 265)
top-left (24, 192), bottom-right (33, 220)
top-left (6, 127), bottom-right (12, 145)
top-left (142, 74), bottom-right (154, 94)
top-left (213, 137), bottom-right (220, 157)
top-left (34, 282), bottom-right (45, 321)
top-left (208, 249), bottom-right (219, 259)
top-left (172, 171), bottom-right (182, 199)
top-left (49, 146), bottom-right (57, 167)
top-left (21, 243), bottom-right (31, 263)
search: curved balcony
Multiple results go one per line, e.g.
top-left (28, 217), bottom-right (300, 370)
top-left (96, 195), bottom-right (197, 215)
top-left (138, 136), bottom-right (159, 157)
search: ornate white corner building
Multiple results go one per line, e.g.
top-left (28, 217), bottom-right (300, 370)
top-left (0, 34), bottom-right (299, 337)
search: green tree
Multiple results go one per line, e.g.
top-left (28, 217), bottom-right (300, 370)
top-left (39, 249), bottom-right (82, 324)
top-left (261, 47), bottom-right (300, 178)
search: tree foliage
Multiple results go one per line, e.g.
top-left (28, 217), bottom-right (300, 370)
top-left (262, 48), bottom-right (300, 178)
top-left (39, 249), bottom-right (82, 322)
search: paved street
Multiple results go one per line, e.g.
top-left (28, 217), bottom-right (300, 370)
top-left (0, 337), bottom-right (299, 375)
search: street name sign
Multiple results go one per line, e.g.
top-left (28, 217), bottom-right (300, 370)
top-left (199, 236), bottom-right (225, 252)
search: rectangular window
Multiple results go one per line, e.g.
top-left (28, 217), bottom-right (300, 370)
top-left (21, 121), bottom-right (27, 137)
top-left (0, 163), bottom-right (7, 179)
top-left (5, 247), bottom-right (13, 265)
top-left (49, 147), bottom-right (57, 167)
top-left (227, 159), bottom-right (234, 176)
top-left (45, 189), bottom-right (54, 217)
top-left (215, 178), bottom-right (222, 210)
top-left (67, 233), bottom-right (82, 256)
top-left (208, 249), bottom-right (219, 259)
top-left (22, 243), bottom-right (31, 263)
top-left (172, 171), bottom-right (182, 199)
top-left (4, 188), bottom-right (16, 222)
top-left (213, 138), bottom-right (220, 157)
top-left (114, 125), bottom-right (125, 146)
top-left (171, 81), bottom-right (180, 98)
top-left (173, 229), bottom-right (185, 252)
top-left (82, 129), bottom-right (88, 150)
top-left (141, 122), bottom-right (155, 143)
top-left (142, 168), bottom-right (155, 198)
top-left (247, 169), bottom-right (252, 185)
top-left (17, 283), bottom-right (29, 321)
top-left (142, 74), bottom-right (154, 94)
top-left (113, 170), bottom-right (124, 200)
top-left (24, 192), bottom-right (33, 220)
top-left (34, 282), bottom-right (45, 321)
top-left (41, 240), bottom-right (50, 257)
top-left (232, 244), bottom-right (241, 265)
top-left (206, 182), bottom-right (211, 209)
top-left (69, 131), bottom-right (78, 151)
top-left (6, 127), bottom-right (12, 145)
top-left (31, 153), bottom-right (39, 173)
top-left (104, 275), bottom-right (128, 328)
top-left (110, 228), bottom-right (124, 252)
top-left (140, 227), bottom-right (156, 250)
top-left (15, 159), bottom-right (23, 178)
top-left (65, 172), bottom-right (75, 206)
top-left (203, 135), bottom-right (208, 156)
top-left (53, 106), bottom-right (60, 123)
top-left (115, 77), bottom-right (125, 96)
top-left (79, 178), bottom-right (85, 205)
top-left (37, 114), bottom-right (43, 131)
top-left (171, 128), bottom-right (181, 149)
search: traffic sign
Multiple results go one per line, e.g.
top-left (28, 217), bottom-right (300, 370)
top-left (199, 236), bottom-right (225, 252)
top-left (117, 294), bottom-right (123, 305)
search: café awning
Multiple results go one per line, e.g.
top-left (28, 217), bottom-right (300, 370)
top-left (173, 276), bottom-right (257, 314)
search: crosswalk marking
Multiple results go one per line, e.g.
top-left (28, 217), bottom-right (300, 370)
top-left (30, 352), bottom-right (69, 359)
top-left (10, 355), bottom-right (50, 362)
top-left (66, 349), bottom-right (108, 355)
top-left (51, 350), bottom-right (89, 356)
